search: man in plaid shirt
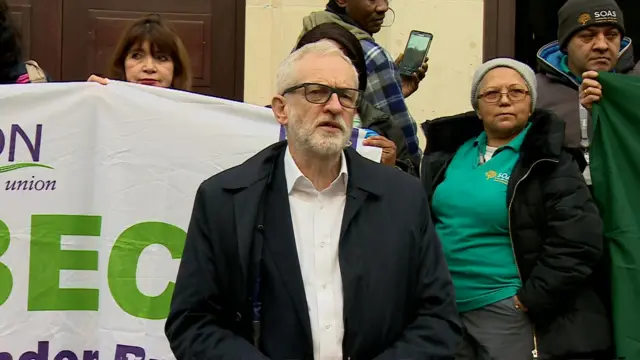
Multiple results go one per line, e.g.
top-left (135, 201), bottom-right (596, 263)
top-left (300, 0), bottom-right (429, 163)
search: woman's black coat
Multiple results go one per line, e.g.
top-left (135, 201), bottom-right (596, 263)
top-left (421, 109), bottom-right (611, 359)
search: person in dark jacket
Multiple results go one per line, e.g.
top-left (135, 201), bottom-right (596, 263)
top-left (295, 22), bottom-right (418, 176)
top-left (536, 1), bottom-right (634, 348)
top-left (0, 0), bottom-right (49, 83)
top-left (422, 58), bottom-right (610, 360)
top-left (166, 40), bottom-right (460, 359)
top-left (536, 0), bottom-right (639, 175)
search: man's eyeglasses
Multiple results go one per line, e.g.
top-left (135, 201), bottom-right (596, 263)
top-left (282, 83), bottom-right (362, 109)
top-left (478, 87), bottom-right (529, 103)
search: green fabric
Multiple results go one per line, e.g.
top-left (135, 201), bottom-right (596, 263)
top-left (297, 11), bottom-right (373, 45)
top-left (591, 71), bottom-right (640, 360)
top-left (432, 124), bottom-right (531, 313)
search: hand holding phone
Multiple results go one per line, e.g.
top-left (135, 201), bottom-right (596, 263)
top-left (398, 30), bottom-right (433, 77)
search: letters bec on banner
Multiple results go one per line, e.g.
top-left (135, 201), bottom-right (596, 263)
top-left (0, 81), bottom-right (381, 360)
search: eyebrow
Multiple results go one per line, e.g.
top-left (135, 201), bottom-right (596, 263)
top-left (482, 84), bottom-right (527, 90)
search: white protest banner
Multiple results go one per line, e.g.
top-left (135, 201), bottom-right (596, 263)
top-left (0, 82), bottom-right (381, 360)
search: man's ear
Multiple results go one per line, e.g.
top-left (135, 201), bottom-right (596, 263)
top-left (271, 95), bottom-right (289, 126)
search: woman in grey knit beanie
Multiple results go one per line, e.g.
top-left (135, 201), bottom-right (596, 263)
top-left (465, 58), bottom-right (538, 145)
top-left (420, 58), bottom-right (610, 359)
top-left (470, 57), bottom-right (538, 114)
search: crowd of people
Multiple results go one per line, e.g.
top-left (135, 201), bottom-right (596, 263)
top-left (2, 0), bottom-right (639, 358)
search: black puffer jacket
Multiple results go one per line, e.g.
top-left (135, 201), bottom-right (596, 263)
top-left (421, 109), bottom-right (611, 359)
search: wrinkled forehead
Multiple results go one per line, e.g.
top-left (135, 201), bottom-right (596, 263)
top-left (295, 53), bottom-right (358, 88)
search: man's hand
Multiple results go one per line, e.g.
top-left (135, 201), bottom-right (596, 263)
top-left (394, 53), bottom-right (429, 98)
top-left (579, 71), bottom-right (602, 111)
top-left (363, 135), bottom-right (397, 166)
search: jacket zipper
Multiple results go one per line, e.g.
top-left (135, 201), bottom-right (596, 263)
top-left (507, 158), bottom-right (558, 359)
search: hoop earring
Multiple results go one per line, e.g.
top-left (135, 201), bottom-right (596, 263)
top-left (381, 7), bottom-right (396, 28)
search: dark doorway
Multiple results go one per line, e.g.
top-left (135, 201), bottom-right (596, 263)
top-left (7, 0), bottom-right (63, 81)
top-left (8, 0), bottom-right (246, 100)
top-left (514, 0), bottom-right (640, 70)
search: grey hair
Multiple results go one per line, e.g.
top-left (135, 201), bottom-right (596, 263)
top-left (275, 40), bottom-right (359, 94)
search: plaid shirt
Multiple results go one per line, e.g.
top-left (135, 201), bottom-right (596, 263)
top-left (361, 39), bottom-right (422, 161)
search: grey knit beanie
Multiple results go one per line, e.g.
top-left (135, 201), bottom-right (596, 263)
top-left (470, 58), bottom-right (537, 112)
top-left (558, 0), bottom-right (624, 49)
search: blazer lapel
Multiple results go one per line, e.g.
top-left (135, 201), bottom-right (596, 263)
top-left (339, 187), bottom-right (368, 240)
top-left (339, 186), bottom-right (370, 330)
top-left (234, 181), bottom-right (266, 286)
top-left (339, 148), bottom-right (382, 240)
top-left (220, 140), bottom-right (286, 310)
top-left (262, 158), bottom-right (313, 346)
top-left (339, 149), bottom-right (385, 332)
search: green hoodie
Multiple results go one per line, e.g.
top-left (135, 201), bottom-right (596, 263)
top-left (297, 11), bottom-right (373, 45)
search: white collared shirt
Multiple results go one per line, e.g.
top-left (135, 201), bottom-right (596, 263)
top-left (284, 146), bottom-right (348, 360)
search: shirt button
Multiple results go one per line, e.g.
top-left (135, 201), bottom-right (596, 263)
top-left (325, 324), bottom-right (331, 329)
top-left (322, 284), bottom-right (327, 289)
top-left (320, 241), bottom-right (326, 247)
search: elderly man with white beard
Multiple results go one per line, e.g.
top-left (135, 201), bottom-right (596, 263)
top-left (166, 40), bottom-right (461, 360)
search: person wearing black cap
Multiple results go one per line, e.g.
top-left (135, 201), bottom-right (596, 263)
top-left (536, 2), bottom-right (633, 359)
top-left (536, 0), bottom-right (639, 161)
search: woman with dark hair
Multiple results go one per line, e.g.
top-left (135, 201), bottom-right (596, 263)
top-left (88, 14), bottom-right (192, 91)
top-left (0, 0), bottom-right (48, 84)
top-left (296, 23), bottom-right (418, 175)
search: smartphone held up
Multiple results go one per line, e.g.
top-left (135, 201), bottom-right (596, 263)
top-left (398, 30), bottom-right (433, 77)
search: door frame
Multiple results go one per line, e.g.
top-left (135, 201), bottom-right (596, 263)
top-left (482, 0), bottom-right (516, 61)
top-left (231, 0), bottom-right (246, 101)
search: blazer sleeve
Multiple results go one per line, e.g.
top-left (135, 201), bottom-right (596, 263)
top-left (165, 183), bottom-right (267, 359)
top-left (517, 152), bottom-right (604, 314)
top-left (374, 191), bottom-right (462, 359)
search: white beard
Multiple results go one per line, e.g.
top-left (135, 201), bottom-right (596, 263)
top-left (286, 107), bottom-right (352, 157)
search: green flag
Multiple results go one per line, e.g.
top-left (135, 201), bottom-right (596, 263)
top-left (591, 71), bottom-right (640, 360)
